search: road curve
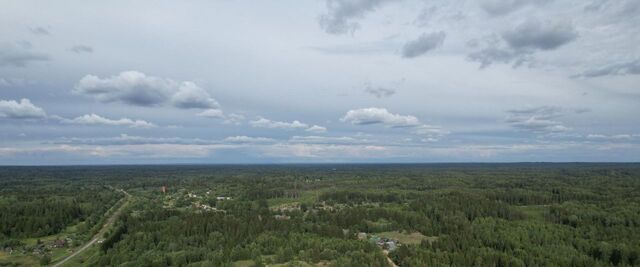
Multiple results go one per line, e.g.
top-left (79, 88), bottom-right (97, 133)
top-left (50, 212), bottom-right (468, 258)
top-left (52, 189), bottom-right (130, 267)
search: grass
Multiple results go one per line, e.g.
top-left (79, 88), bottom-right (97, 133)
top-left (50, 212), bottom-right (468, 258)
top-left (268, 190), bottom-right (320, 209)
top-left (375, 231), bottom-right (438, 245)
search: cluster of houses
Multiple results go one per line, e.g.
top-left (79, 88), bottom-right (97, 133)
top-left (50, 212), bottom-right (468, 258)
top-left (357, 233), bottom-right (399, 251)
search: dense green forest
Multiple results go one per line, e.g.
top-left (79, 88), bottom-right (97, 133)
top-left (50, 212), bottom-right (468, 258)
top-left (1, 164), bottom-right (639, 266)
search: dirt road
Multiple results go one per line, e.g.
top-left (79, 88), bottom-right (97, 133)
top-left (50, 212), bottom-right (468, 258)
top-left (52, 189), bottom-right (130, 267)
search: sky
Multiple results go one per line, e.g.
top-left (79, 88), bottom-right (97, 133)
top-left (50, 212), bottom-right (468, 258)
top-left (1, 0), bottom-right (639, 165)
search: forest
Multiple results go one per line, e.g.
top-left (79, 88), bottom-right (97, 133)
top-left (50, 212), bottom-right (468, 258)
top-left (0, 163), bottom-right (639, 266)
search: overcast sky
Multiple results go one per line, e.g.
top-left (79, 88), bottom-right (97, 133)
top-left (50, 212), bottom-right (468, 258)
top-left (1, 0), bottom-right (639, 164)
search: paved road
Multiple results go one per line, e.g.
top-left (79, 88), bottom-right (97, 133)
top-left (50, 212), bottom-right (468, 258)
top-left (52, 189), bottom-right (130, 267)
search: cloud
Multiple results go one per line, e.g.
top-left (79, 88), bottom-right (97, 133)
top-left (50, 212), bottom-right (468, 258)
top-left (196, 109), bottom-right (225, 119)
top-left (223, 113), bottom-right (245, 125)
top-left (223, 136), bottom-right (275, 144)
top-left (64, 113), bottom-right (156, 128)
top-left (479, 0), bottom-right (552, 16)
top-left (0, 42), bottom-right (50, 67)
top-left (341, 107), bottom-right (446, 139)
top-left (401, 31), bottom-right (446, 58)
top-left (172, 82), bottom-right (219, 109)
top-left (318, 0), bottom-right (394, 35)
top-left (364, 85), bottom-right (396, 98)
top-left (29, 26), bottom-right (50, 35)
top-left (505, 106), bottom-right (571, 133)
top-left (468, 19), bottom-right (577, 68)
top-left (249, 117), bottom-right (327, 132)
top-left (74, 71), bottom-right (174, 106)
top-left (574, 59), bottom-right (640, 78)
top-left (250, 117), bottom-right (309, 130)
top-left (0, 98), bottom-right (47, 119)
top-left (341, 107), bottom-right (420, 127)
top-left (70, 45), bottom-right (93, 54)
top-left (74, 71), bottom-right (219, 109)
top-left (502, 19), bottom-right (577, 51)
top-left (289, 135), bottom-right (364, 145)
top-left (586, 134), bottom-right (640, 141)
top-left (306, 125), bottom-right (328, 133)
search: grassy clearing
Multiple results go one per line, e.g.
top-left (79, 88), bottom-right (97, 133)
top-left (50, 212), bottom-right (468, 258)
top-left (375, 231), bottom-right (438, 245)
top-left (268, 190), bottom-right (320, 209)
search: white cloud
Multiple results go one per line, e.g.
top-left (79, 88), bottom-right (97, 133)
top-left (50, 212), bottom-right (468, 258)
top-left (250, 117), bottom-right (326, 132)
top-left (223, 136), bottom-right (275, 144)
top-left (172, 82), bottom-right (219, 109)
top-left (0, 98), bottom-right (47, 119)
top-left (341, 107), bottom-right (445, 139)
top-left (341, 107), bottom-right (420, 127)
top-left (306, 125), bottom-right (328, 133)
top-left (65, 113), bottom-right (156, 128)
top-left (196, 109), bottom-right (225, 119)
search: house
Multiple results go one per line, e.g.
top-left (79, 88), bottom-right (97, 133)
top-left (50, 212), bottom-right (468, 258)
top-left (216, 196), bottom-right (231, 200)
top-left (52, 239), bottom-right (67, 248)
top-left (274, 214), bottom-right (290, 220)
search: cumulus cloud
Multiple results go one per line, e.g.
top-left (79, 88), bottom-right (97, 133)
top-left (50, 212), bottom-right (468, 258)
top-left (0, 98), bottom-right (47, 119)
top-left (401, 31), bottom-right (446, 58)
top-left (172, 82), bottom-right (219, 109)
top-left (70, 45), bottom-right (93, 54)
top-left (341, 107), bottom-right (420, 127)
top-left (64, 113), bottom-right (156, 128)
top-left (250, 117), bottom-right (309, 130)
top-left (341, 107), bottom-right (446, 139)
top-left (318, 0), bottom-right (394, 35)
top-left (505, 106), bottom-right (572, 133)
top-left (74, 71), bottom-right (220, 110)
top-left (249, 117), bottom-right (327, 132)
top-left (0, 42), bottom-right (50, 67)
top-left (479, 0), bottom-right (552, 16)
top-left (306, 125), bottom-right (328, 133)
top-left (468, 19), bottom-right (577, 68)
top-left (574, 59), bottom-right (640, 78)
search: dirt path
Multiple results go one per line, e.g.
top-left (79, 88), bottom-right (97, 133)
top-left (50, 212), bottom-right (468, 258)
top-left (52, 189), bottom-right (130, 267)
top-left (383, 250), bottom-right (399, 267)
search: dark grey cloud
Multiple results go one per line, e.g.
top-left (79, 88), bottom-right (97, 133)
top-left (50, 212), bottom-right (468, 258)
top-left (505, 106), bottom-right (571, 133)
top-left (502, 19), bottom-right (577, 51)
top-left (70, 45), bottom-right (93, 54)
top-left (480, 0), bottom-right (552, 16)
top-left (0, 42), bottom-right (50, 67)
top-left (364, 84), bottom-right (396, 98)
top-left (319, 0), bottom-right (394, 35)
top-left (74, 71), bottom-right (219, 109)
top-left (574, 59), bottom-right (640, 78)
top-left (401, 31), bottom-right (445, 58)
top-left (468, 19), bottom-right (577, 68)
top-left (28, 26), bottom-right (50, 35)
top-left (0, 98), bottom-right (47, 119)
